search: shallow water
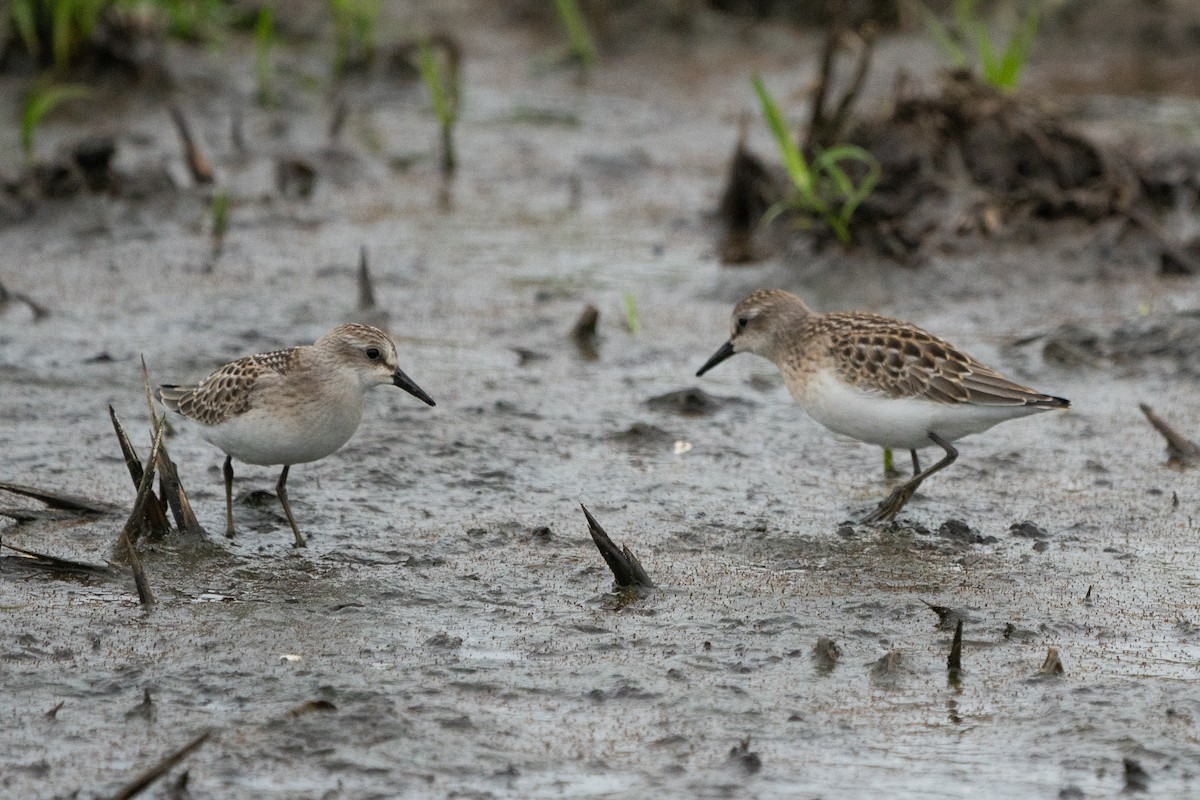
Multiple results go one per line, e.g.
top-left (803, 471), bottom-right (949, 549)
top-left (2, 6), bottom-right (1200, 799)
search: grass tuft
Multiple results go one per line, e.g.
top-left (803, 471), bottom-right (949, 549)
top-left (752, 76), bottom-right (879, 245)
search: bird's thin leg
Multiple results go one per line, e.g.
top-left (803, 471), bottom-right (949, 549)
top-left (276, 465), bottom-right (306, 548)
top-left (864, 433), bottom-right (958, 523)
top-left (910, 449), bottom-right (921, 475)
top-left (223, 455), bottom-right (235, 539)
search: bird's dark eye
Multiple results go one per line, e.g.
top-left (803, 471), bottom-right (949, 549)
top-left (736, 316), bottom-right (749, 331)
top-left (366, 347), bottom-right (381, 361)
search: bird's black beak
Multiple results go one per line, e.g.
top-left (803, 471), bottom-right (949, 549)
top-left (696, 340), bottom-right (736, 377)
top-left (392, 368), bottom-right (436, 406)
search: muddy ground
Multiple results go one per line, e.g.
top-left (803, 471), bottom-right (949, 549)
top-left (2, 3), bottom-right (1200, 798)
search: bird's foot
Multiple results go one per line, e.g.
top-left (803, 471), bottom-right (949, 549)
top-left (863, 484), bottom-right (917, 523)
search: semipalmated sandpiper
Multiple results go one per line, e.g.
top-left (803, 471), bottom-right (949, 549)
top-left (158, 323), bottom-right (435, 547)
top-left (697, 289), bottom-right (1068, 522)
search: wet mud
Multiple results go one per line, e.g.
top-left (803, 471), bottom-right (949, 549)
top-left (2, 4), bottom-right (1200, 798)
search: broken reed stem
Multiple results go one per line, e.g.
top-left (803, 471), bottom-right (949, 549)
top-left (357, 245), bottom-right (375, 311)
top-left (155, 450), bottom-right (203, 536)
top-left (329, 98), bottom-right (348, 144)
top-left (1037, 647), bottom-right (1065, 676)
top-left (947, 618), bottom-right (963, 676)
top-left (108, 405), bottom-right (171, 536)
top-left (1138, 403), bottom-right (1200, 464)
top-left (0, 280), bottom-right (50, 319)
top-left (116, 414), bottom-right (168, 606)
top-left (230, 103), bottom-right (245, 151)
top-left (827, 23), bottom-right (877, 148)
top-left (805, 5), bottom-right (842, 153)
top-left (169, 104), bottom-right (214, 184)
top-left (143, 356), bottom-right (204, 536)
top-left (580, 503), bottom-right (654, 588)
top-left (805, 12), bottom-right (877, 152)
top-left (0, 481), bottom-right (108, 514)
top-left (108, 729), bottom-right (212, 800)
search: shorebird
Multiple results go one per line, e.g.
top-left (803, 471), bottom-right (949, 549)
top-left (158, 323), bottom-right (435, 547)
top-left (696, 289), bottom-right (1068, 522)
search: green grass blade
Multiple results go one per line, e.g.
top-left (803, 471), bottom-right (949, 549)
top-left (11, 0), bottom-right (39, 58)
top-left (254, 7), bottom-right (275, 105)
top-left (418, 39), bottom-right (454, 128)
top-left (752, 75), bottom-right (813, 197)
top-left (553, 0), bottom-right (597, 67)
top-left (995, 4), bottom-right (1040, 90)
top-left (914, 1), bottom-right (966, 68)
top-left (838, 157), bottom-right (880, 224)
top-left (51, 0), bottom-right (73, 72)
top-left (22, 82), bottom-right (90, 161)
top-left (623, 292), bottom-right (640, 334)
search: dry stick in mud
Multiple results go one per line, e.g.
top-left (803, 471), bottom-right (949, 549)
top-left (168, 104), bottom-right (214, 184)
top-left (357, 245), bottom-right (375, 311)
top-left (1037, 647), bottom-right (1065, 677)
top-left (0, 280), bottom-right (50, 319)
top-left (947, 618), bottom-right (964, 680)
top-left (115, 415), bottom-right (169, 606)
top-left (580, 504), bottom-right (653, 589)
top-left (717, 116), bottom-right (777, 265)
top-left (570, 303), bottom-right (600, 361)
top-left (142, 357), bottom-right (204, 536)
top-left (805, 13), bottom-right (877, 152)
top-left (109, 405), bottom-right (172, 538)
top-left (0, 481), bottom-right (110, 515)
top-left (107, 729), bottom-right (212, 800)
top-left (1138, 403), bottom-right (1200, 466)
top-left (329, 98), bottom-right (349, 145)
top-left (1126, 208), bottom-right (1200, 276)
top-left (1, 538), bottom-right (113, 576)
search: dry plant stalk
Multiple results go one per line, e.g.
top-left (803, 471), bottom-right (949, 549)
top-left (1138, 403), bottom-right (1200, 466)
top-left (947, 618), bottom-right (964, 675)
top-left (142, 357), bottom-right (204, 536)
top-left (108, 729), bottom-right (212, 800)
top-left (169, 104), bottom-right (214, 184)
top-left (357, 245), bottom-right (376, 311)
top-left (109, 405), bottom-right (171, 536)
top-left (580, 504), bottom-right (653, 588)
top-left (806, 13), bottom-right (878, 152)
top-left (115, 413), bottom-right (168, 606)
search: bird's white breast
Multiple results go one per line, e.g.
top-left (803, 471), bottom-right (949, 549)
top-left (198, 378), bottom-right (366, 466)
top-left (791, 369), bottom-right (1048, 450)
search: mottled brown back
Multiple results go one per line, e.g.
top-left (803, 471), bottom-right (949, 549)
top-left (158, 347), bottom-right (300, 426)
top-left (817, 312), bottom-right (1068, 408)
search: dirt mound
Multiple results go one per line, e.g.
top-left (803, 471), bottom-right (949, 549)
top-left (720, 70), bottom-right (1199, 271)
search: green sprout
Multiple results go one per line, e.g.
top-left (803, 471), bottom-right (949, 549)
top-left (9, 0), bottom-right (39, 61)
top-left (752, 76), bottom-right (879, 245)
top-left (52, 0), bottom-right (107, 73)
top-left (157, 0), bottom-right (229, 43)
top-left (21, 80), bottom-right (89, 163)
top-left (7, 0), bottom-right (108, 73)
top-left (917, 0), bottom-right (1040, 91)
top-left (209, 189), bottom-right (230, 250)
top-left (552, 0), bottom-right (596, 70)
top-left (417, 37), bottom-right (459, 175)
top-left (623, 292), bottom-right (640, 335)
top-left (253, 7), bottom-right (276, 107)
top-left (329, 0), bottom-right (381, 75)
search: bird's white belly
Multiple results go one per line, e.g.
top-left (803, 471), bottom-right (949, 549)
top-left (199, 402), bottom-right (363, 466)
top-left (794, 370), bottom-right (1044, 450)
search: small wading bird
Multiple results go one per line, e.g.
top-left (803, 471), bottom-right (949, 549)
top-left (696, 290), bottom-right (1069, 522)
top-left (158, 323), bottom-right (435, 547)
